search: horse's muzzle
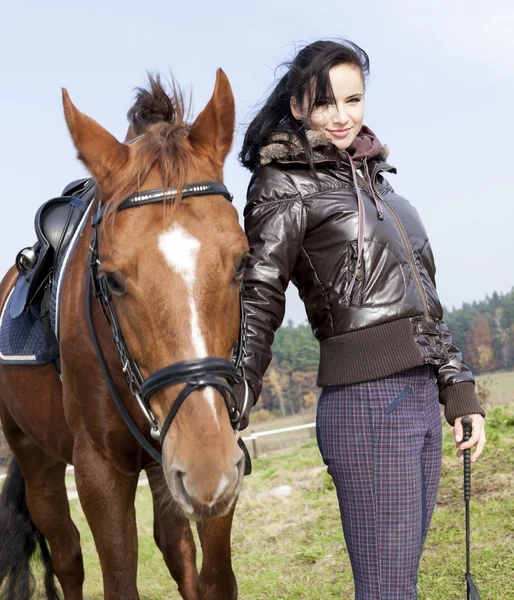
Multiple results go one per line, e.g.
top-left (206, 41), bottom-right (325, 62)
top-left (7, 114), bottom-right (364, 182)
top-left (166, 451), bottom-right (245, 520)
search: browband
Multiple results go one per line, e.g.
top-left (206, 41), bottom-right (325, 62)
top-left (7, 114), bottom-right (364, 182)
top-left (92, 181), bottom-right (233, 226)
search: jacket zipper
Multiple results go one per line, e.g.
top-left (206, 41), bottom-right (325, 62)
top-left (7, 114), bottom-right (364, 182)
top-left (370, 170), bottom-right (431, 319)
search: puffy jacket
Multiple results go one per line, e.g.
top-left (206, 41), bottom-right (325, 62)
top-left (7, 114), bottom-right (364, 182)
top-left (241, 130), bottom-right (484, 425)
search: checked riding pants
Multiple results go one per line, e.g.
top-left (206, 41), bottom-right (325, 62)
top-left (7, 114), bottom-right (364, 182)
top-left (316, 365), bottom-right (443, 600)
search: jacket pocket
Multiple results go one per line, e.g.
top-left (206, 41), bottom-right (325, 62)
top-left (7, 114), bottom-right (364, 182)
top-left (339, 240), bottom-right (364, 307)
top-left (384, 383), bottom-right (412, 415)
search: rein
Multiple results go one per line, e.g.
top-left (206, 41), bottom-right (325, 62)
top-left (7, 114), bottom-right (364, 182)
top-left (86, 182), bottom-right (249, 465)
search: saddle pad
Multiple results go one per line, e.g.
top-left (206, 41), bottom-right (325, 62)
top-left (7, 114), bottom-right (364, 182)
top-left (0, 202), bottom-right (93, 365)
top-left (0, 291), bottom-right (56, 364)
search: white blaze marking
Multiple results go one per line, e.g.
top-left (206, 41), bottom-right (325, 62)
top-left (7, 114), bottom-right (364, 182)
top-left (158, 225), bottom-right (218, 425)
top-left (210, 473), bottom-right (230, 507)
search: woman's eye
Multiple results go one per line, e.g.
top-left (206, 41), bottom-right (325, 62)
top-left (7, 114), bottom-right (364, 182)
top-left (104, 272), bottom-right (126, 295)
top-left (348, 97), bottom-right (362, 104)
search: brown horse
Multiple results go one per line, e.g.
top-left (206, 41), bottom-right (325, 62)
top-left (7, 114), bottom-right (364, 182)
top-left (0, 70), bottom-right (249, 599)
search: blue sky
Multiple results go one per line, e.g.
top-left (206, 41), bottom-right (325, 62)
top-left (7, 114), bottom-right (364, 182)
top-left (1, 0), bottom-right (513, 324)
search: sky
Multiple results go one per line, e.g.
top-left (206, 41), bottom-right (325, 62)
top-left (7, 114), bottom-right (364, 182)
top-left (0, 0), bottom-right (513, 324)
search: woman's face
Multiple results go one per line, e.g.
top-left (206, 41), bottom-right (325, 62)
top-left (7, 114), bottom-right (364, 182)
top-left (291, 63), bottom-right (365, 151)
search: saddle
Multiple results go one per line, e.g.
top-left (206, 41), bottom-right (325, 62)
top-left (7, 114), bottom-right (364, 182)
top-left (10, 178), bottom-right (96, 319)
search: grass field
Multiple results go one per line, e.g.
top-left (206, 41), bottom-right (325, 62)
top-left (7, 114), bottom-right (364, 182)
top-left (476, 370), bottom-right (514, 405)
top-left (2, 372), bottom-right (513, 598)
top-left (58, 404), bottom-right (513, 599)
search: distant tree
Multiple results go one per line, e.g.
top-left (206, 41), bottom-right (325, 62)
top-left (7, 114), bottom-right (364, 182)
top-left (261, 362), bottom-right (290, 416)
top-left (505, 324), bottom-right (514, 369)
top-left (465, 314), bottom-right (497, 373)
top-left (501, 290), bottom-right (514, 330)
top-left (444, 287), bottom-right (514, 372)
top-left (289, 369), bottom-right (318, 413)
top-left (303, 391), bottom-right (318, 412)
top-left (490, 291), bottom-right (502, 311)
top-left (273, 322), bottom-right (319, 371)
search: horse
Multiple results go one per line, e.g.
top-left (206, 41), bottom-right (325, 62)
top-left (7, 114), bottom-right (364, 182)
top-left (0, 69), bottom-right (249, 600)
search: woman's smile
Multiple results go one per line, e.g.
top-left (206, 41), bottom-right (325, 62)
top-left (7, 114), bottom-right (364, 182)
top-left (326, 127), bottom-right (352, 139)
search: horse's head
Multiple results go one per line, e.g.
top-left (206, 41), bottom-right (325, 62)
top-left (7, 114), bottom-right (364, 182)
top-left (62, 70), bottom-right (249, 519)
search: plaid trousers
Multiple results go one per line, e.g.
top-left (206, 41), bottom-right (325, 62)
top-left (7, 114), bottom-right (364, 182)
top-left (316, 365), bottom-right (442, 600)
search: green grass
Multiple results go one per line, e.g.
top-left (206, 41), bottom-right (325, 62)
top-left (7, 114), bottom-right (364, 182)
top-left (3, 370), bottom-right (513, 597)
top-left (59, 405), bottom-right (514, 599)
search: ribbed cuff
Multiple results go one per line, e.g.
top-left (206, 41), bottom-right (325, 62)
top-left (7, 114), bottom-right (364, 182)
top-left (233, 381), bottom-right (256, 431)
top-left (441, 381), bottom-right (485, 425)
top-left (233, 381), bottom-right (257, 408)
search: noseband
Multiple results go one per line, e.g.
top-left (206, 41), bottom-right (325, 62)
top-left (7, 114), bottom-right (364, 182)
top-left (86, 181), bottom-right (249, 465)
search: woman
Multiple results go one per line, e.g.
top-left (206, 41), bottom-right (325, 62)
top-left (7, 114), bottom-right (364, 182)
top-left (236, 40), bottom-right (486, 599)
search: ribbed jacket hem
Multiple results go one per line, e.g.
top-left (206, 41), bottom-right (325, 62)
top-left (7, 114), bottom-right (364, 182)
top-left (441, 382), bottom-right (485, 425)
top-left (317, 319), bottom-right (485, 425)
top-left (317, 319), bottom-right (423, 387)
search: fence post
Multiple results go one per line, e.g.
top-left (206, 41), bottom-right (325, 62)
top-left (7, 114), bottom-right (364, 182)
top-left (250, 431), bottom-right (258, 459)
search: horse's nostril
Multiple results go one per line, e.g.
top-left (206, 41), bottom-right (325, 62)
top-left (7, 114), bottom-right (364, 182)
top-left (174, 469), bottom-right (185, 488)
top-left (172, 469), bottom-right (193, 509)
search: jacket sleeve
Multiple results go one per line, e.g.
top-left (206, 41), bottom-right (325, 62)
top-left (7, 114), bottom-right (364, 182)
top-left (241, 194), bottom-right (306, 404)
top-left (437, 321), bottom-right (485, 425)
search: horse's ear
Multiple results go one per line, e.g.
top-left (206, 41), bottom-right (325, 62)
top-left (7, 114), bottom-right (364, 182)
top-left (62, 88), bottom-right (129, 183)
top-left (188, 69), bottom-right (235, 166)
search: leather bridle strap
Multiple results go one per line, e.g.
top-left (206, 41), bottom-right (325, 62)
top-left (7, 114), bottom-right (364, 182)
top-left (141, 357), bottom-right (237, 396)
top-left (86, 263), bottom-right (163, 464)
top-left (91, 182), bottom-right (233, 226)
top-left (86, 179), bottom-right (247, 465)
top-left (140, 357), bottom-right (239, 445)
top-left (155, 378), bottom-right (236, 445)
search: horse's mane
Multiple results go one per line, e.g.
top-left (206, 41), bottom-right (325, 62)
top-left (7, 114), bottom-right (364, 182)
top-left (105, 75), bottom-right (193, 225)
top-left (127, 75), bottom-right (190, 137)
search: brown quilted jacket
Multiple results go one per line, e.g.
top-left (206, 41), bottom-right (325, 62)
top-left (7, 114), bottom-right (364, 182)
top-left (241, 130), bottom-right (484, 425)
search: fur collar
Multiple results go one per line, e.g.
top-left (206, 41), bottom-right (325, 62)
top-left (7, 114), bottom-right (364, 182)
top-left (259, 129), bottom-right (390, 166)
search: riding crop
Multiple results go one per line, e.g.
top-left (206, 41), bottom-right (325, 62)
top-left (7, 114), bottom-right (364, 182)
top-left (462, 417), bottom-right (481, 600)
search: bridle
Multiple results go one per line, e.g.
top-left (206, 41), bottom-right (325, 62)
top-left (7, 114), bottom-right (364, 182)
top-left (86, 181), bottom-right (249, 465)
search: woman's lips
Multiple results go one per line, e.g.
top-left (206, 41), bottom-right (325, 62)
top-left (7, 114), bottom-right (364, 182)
top-left (327, 128), bottom-right (352, 138)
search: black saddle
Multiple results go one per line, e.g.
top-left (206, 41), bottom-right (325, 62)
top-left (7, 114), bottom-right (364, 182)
top-left (10, 178), bottom-right (97, 319)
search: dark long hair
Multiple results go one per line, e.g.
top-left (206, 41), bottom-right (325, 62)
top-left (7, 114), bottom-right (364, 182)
top-left (240, 40), bottom-right (370, 172)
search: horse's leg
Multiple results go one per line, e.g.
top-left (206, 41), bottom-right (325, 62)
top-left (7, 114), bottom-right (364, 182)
top-left (145, 464), bottom-right (199, 600)
top-left (196, 501), bottom-right (238, 600)
top-left (4, 420), bottom-right (84, 599)
top-left (73, 434), bottom-right (140, 600)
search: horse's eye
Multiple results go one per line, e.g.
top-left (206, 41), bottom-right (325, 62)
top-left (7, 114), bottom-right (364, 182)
top-left (235, 255), bottom-right (249, 280)
top-left (103, 271), bottom-right (126, 295)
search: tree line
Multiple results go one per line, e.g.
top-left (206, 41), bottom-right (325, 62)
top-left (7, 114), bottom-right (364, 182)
top-left (444, 288), bottom-right (514, 374)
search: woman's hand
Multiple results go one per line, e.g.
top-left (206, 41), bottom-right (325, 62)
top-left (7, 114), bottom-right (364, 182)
top-left (453, 414), bottom-right (486, 462)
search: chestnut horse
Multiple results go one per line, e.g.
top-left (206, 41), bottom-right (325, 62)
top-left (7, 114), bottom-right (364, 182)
top-left (0, 70), bottom-right (249, 599)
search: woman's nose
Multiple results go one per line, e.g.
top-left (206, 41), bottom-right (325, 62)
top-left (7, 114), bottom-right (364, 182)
top-left (331, 104), bottom-right (350, 125)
